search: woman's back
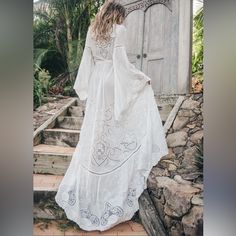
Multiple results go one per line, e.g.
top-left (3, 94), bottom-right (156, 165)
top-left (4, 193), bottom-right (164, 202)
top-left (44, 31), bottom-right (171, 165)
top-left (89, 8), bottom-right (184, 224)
top-left (86, 24), bottom-right (125, 63)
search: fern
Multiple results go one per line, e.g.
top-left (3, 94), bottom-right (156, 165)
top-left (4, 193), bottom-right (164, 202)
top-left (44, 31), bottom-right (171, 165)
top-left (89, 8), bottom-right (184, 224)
top-left (194, 137), bottom-right (203, 172)
top-left (192, 7), bottom-right (203, 76)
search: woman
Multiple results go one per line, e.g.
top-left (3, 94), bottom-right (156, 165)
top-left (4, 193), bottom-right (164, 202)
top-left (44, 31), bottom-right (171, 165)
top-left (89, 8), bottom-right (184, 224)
top-left (55, 0), bottom-right (168, 231)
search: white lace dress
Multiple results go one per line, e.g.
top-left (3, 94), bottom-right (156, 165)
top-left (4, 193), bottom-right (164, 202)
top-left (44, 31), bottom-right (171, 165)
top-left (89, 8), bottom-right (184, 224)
top-left (55, 23), bottom-right (169, 231)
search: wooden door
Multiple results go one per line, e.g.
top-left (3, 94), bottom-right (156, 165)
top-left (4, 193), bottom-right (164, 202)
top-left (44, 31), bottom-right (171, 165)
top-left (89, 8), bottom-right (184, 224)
top-left (124, 9), bottom-right (144, 69)
top-left (120, 0), bottom-right (192, 95)
top-left (142, 3), bottom-right (174, 94)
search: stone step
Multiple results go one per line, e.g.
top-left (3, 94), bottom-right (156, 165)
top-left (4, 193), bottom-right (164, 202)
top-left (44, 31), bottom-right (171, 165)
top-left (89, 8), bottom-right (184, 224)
top-left (34, 219), bottom-right (148, 235)
top-left (34, 174), bottom-right (66, 219)
top-left (43, 128), bottom-right (80, 147)
top-left (33, 175), bottom-right (144, 227)
top-left (56, 116), bottom-right (83, 130)
top-left (68, 104), bottom-right (170, 125)
top-left (158, 104), bottom-right (175, 124)
top-left (33, 144), bottom-right (75, 175)
top-left (34, 174), bottom-right (63, 192)
top-left (67, 105), bottom-right (84, 117)
top-left (155, 95), bottom-right (179, 123)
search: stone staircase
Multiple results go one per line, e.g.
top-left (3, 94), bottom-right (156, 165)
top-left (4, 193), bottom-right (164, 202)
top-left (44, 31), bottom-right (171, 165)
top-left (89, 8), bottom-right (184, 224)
top-left (33, 98), bottom-right (84, 220)
top-left (33, 95), bottom-right (180, 233)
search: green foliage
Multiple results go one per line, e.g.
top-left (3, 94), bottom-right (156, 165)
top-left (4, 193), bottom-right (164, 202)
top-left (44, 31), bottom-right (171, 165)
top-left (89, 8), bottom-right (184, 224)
top-left (194, 137), bottom-right (203, 173)
top-left (192, 7), bottom-right (203, 77)
top-left (33, 77), bottom-right (43, 109)
top-left (33, 65), bottom-right (52, 109)
top-left (33, 0), bottom-right (105, 102)
top-left (37, 68), bottom-right (52, 95)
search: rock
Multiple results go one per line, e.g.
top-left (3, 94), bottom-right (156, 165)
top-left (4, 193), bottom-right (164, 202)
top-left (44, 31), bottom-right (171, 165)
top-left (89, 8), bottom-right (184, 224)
top-left (176, 153), bottom-right (183, 159)
top-left (190, 130), bottom-right (203, 144)
top-left (193, 108), bottom-right (201, 114)
top-left (168, 148), bottom-right (174, 154)
top-left (196, 121), bottom-right (203, 127)
top-left (187, 123), bottom-right (196, 129)
top-left (192, 183), bottom-right (203, 191)
top-left (182, 206), bottom-right (203, 236)
top-left (193, 93), bottom-right (202, 101)
top-left (159, 160), bottom-right (177, 170)
top-left (186, 140), bottom-right (195, 148)
top-left (161, 160), bottom-right (176, 165)
top-left (173, 116), bottom-right (189, 131)
top-left (169, 222), bottom-right (184, 236)
top-left (181, 172), bottom-right (201, 181)
top-left (168, 164), bottom-right (177, 171)
top-left (178, 109), bottom-right (195, 117)
top-left (174, 175), bottom-right (192, 185)
top-left (189, 116), bottom-right (197, 122)
top-left (156, 177), bottom-right (200, 218)
top-left (173, 146), bottom-right (184, 155)
top-left (149, 167), bottom-right (169, 181)
top-left (167, 131), bottom-right (188, 147)
top-left (197, 114), bottom-right (203, 121)
top-left (180, 147), bottom-right (198, 171)
top-left (189, 127), bottom-right (201, 134)
top-left (160, 152), bottom-right (175, 160)
top-left (191, 194), bottom-right (204, 206)
top-left (181, 99), bottom-right (200, 110)
top-left (198, 96), bottom-right (203, 104)
top-left (182, 127), bottom-right (190, 133)
top-left (173, 159), bottom-right (180, 166)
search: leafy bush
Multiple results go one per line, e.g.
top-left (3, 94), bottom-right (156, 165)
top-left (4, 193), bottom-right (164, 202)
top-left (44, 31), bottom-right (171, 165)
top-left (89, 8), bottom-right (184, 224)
top-left (192, 7), bottom-right (203, 77)
top-left (194, 137), bottom-right (203, 173)
top-left (33, 66), bottom-right (52, 109)
top-left (33, 77), bottom-right (43, 109)
top-left (33, 0), bottom-right (105, 99)
top-left (37, 68), bottom-right (52, 95)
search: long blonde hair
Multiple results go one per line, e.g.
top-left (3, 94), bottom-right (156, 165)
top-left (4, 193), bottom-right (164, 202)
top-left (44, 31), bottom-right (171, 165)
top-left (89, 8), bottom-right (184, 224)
top-left (90, 0), bottom-right (126, 43)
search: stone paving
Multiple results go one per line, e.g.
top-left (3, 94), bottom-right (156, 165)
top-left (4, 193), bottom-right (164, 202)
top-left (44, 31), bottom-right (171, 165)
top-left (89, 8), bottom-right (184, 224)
top-left (34, 175), bottom-right (147, 235)
top-left (34, 220), bottom-right (148, 236)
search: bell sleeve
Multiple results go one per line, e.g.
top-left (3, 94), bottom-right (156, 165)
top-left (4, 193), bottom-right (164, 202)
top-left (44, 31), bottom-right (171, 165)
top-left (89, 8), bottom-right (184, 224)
top-left (113, 25), bottom-right (151, 121)
top-left (73, 28), bottom-right (94, 100)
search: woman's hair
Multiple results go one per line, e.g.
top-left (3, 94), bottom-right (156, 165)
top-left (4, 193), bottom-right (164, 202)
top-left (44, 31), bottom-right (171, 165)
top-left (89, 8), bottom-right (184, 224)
top-left (90, 0), bottom-right (126, 43)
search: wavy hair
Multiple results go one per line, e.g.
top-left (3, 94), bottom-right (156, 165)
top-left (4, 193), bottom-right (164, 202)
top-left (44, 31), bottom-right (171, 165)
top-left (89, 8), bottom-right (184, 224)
top-left (90, 0), bottom-right (126, 43)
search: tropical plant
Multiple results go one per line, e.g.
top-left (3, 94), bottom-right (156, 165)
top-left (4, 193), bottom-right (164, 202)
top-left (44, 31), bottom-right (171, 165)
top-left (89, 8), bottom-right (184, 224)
top-left (194, 137), bottom-right (203, 173)
top-left (33, 0), bottom-right (105, 104)
top-left (33, 0), bottom-right (105, 101)
top-left (33, 76), bottom-right (43, 109)
top-left (192, 6), bottom-right (203, 76)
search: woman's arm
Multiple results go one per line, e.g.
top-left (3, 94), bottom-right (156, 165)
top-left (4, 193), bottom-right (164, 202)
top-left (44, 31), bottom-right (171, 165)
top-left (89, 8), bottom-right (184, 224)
top-left (113, 24), bottom-right (151, 121)
top-left (73, 28), bottom-right (94, 100)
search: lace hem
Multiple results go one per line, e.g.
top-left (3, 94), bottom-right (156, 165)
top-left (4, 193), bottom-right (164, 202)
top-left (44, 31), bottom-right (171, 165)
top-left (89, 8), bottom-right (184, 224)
top-left (55, 149), bottom-right (168, 232)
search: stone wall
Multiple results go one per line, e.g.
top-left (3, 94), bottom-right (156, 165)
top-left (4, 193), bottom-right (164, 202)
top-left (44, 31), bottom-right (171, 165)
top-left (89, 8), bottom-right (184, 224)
top-left (147, 93), bottom-right (203, 236)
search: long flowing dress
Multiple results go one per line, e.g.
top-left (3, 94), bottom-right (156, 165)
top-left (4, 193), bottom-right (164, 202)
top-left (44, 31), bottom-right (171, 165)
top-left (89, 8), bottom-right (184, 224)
top-left (55, 23), bottom-right (169, 231)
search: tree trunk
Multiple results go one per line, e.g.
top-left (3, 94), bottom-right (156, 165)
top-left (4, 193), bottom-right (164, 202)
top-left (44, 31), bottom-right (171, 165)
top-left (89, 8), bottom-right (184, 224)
top-left (64, 6), bottom-right (74, 80)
